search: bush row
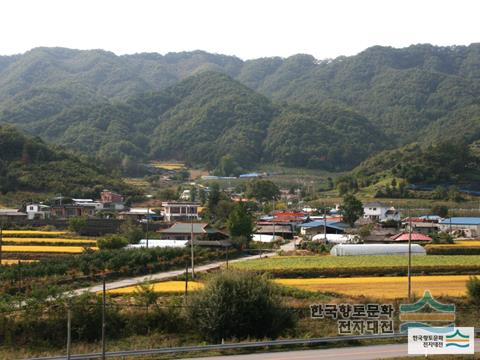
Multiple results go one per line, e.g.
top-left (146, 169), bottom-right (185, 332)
top-left (425, 246), bottom-right (480, 255)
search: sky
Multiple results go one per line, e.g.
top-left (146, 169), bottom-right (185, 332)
top-left (1, 0), bottom-right (479, 60)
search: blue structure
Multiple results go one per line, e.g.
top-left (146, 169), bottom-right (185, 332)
top-left (439, 217), bottom-right (480, 225)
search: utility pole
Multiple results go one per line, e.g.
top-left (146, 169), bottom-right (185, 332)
top-left (184, 262), bottom-right (189, 302)
top-left (408, 208), bottom-right (412, 302)
top-left (225, 246), bottom-right (229, 269)
top-left (272, 199), bottom-right (276, 242)
top-left (101, 276), bottom-right (106, 360)
top-left (0, 225), bottom-right (3, 265)
top-left (66, 305), bottom-right (71, 360)
top-left (323, 206), bottom-right (327, 242)
top-left (146, 207), bottom-right (149, 249)
top-left (190, 216), bottom-right (195, 279)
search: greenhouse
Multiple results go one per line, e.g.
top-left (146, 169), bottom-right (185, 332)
top-left (330, 244), bottom-right (426, 256)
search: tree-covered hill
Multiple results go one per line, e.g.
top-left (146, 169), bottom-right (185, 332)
top-left (15, 71), bottom-right (383, 171)
top-left (0, 125), bottom-right (132, 197)
top-left (1, 44), bottom-right (480, 174)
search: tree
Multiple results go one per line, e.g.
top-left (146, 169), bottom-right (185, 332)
top-left (119, 220), bottom-right (144, 244)
top-left (448, 185), bottom-right (463, 202)
top-left (207, 183), bottom-right (221, 212)
top-left (97, 235), bottom-right (128, 250)
top-left (215, 155), bottom-right (240, 177)
top-left (68, 217), bottom-right (87, 235)
top-left (227, 203), bottom-right (254, 241)
top-left (340, 194), bottom-right (364, 227)
top-left (432, 185), bottom-right (448, 200)
top-left (188, 271), bottom-right (295, 342)
top-left (430, 205), bottom-right (448, 218)
top-left (245, 179), bottom-right (280, 202)
top-left (467, 276), bottom-right (480, 306)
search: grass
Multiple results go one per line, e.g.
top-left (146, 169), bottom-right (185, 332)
top-left (273, 275), bottom-right (471, 299)
top-left (2, 245), bottom-right (98, 253)
top-left (107, 281), bottom-right (204, 295)
top-left (2, 237), bottom-right (97, 244)
top-left (232, 255), bottom-right (480, 271)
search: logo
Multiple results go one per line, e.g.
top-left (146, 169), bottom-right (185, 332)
top-left (408, 327), bottom-right (475, 355)
top-left (399, 290), bottom-right (455, 332)
top-left (446, 329), bottom-right (471, 348)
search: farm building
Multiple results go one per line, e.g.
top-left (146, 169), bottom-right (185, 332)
top-left (159, 222), bottom-right (228, 241)
top-left (299, 220), bottom-right (348, 239)
top-left (127, 239), bottom-right (188, 249)
top-left (312, 233), bottom-right (361, 244)
top-left (439, 217), bottom-right (480, 237)
top-left (330, 244), bottom-right (426, 256)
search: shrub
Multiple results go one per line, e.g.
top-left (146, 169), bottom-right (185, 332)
top-left (97, 235), bottom-right (129, 250)
top-left (68, 217), bottom-right (87, 235)
top-left (431, 232), bottom-right (454, 244)
top-left (188, 271), bottom-right (295, 342)
top-left (467, 276), bottom-right (480, 305)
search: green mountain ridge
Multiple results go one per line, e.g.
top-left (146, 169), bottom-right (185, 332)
top-left (1, 44), bottom-right (480, 174)
top-left (0, 125), bottom-right (132, 197)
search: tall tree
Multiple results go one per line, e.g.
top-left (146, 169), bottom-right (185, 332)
top-left (340, 194), bottom-right (364, 227)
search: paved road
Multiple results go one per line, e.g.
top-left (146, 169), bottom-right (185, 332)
top-left (71, 252), bottom-right (275, 295)
top-left (184, 340), bottom-right (480, 360)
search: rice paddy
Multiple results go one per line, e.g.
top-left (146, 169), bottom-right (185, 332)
top-left (273, 275), bottom-right (472, 299)
top-left (1, 230), bottom-right (67, 236)
top-left (0, 259), bottom-right (38, 265)
top-left (2, 245), bottom-right (98, 253)
top-left (2, 238), bottom-right (97, 244)
top-left (0, 230), bottom-right (99, 259)
top-left (232, 255), bottom-right (480, 271)
top-left (149, 162), bottom-right (186, 170)
top-left (107, 281), bottom-right (204, 295)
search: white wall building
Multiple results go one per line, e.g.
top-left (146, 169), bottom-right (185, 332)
top-left (161, 202), bottom-right (199, 222)
top-left (363, 202), bottom-right (400, 222)
top-left (26, 204), bottom-right (51, 220)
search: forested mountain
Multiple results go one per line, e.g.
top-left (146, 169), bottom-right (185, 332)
top-left (0, 125), bottom-right (131, 197)
top-left (1, 44), bottom-right (480, 175)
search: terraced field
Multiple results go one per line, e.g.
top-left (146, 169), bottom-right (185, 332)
top-left (0, 230), bottom-right (98, 261)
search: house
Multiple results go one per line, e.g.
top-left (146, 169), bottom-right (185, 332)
top-left (25, 203), bottom-right (51, 220)
top-left (363, 202), bottom-right (400, 222)
top-left (388, 232), bottom-right (432, 243)
top-left (0, 208), bottom-right (27, 221)
top-left (100, 190), bottom-right (125, 210)
top-left (255, 224), bottom-right (294, 239)
top-left (299, 220), bottom-right (348, 239)
top-left (403, 217), bottom-right (440, 235)
top-left (159, 222), bottom-right (228, 241)
top-left (161, 201), bottom-right (199, 222)
top-left (72, 199), bottom-right (104, 211)
top-left (439, 217), bottom-right (480, 237)
top-left (118, 208), bottom-right (157, 221)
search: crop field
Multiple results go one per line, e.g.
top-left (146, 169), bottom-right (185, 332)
top-left (0, 259), bottom-right (38, 265)
top-left (149, 161), bottom-right (186, 170)
top-left (273, 275), bottom-right (472, 299)
top-left (107, 281), bottom-right (204, 295)
top-left (0, 230), bottom-right (99, 260)
top-left (2, 238), bottom-right (97, 244)
top-left (124, 178), bottom-right (150, 187)
top-left (1, 230), bottom-right (67, 236)
top-left (232, 255), bottom-right (480, 270)
top-left (231, 255), bottom-right (480, 277)
top-left (2, 245), bottom-right (98, 253)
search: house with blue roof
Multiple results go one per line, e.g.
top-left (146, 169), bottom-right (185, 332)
top-left (439, 217), bottom-right (480, 236)
top-left (299, 220), bottom-right (348, 239)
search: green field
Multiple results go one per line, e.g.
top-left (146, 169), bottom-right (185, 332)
top-left (232, 255), bottom-right (480, 277)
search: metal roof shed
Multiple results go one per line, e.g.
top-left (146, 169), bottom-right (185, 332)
top-left (330, 244), bottom-right (426, 256)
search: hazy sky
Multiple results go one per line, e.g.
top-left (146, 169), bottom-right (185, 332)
top-left (1, 0), bottom-right (479, 60)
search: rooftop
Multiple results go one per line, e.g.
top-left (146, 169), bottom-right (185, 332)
top-left (439, 217), bottom-right (480, 225)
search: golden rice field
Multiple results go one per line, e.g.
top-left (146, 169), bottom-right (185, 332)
top-left (150, 162), bottom-right (186, 170)
top-left (2, 245), bottom-right (98, 253)
top-left (107, 281), bottom-right (204, 295)
top-left (1, 230), bottom-right (67, 236)
top-left (124, 178), bottom-right (150, 187)
top-left (2, 238), bottom-right (97, 244)
top-left (273, 275), bottom-right (473, 299)
top-left (1, 259), bottom-right (38, 265)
